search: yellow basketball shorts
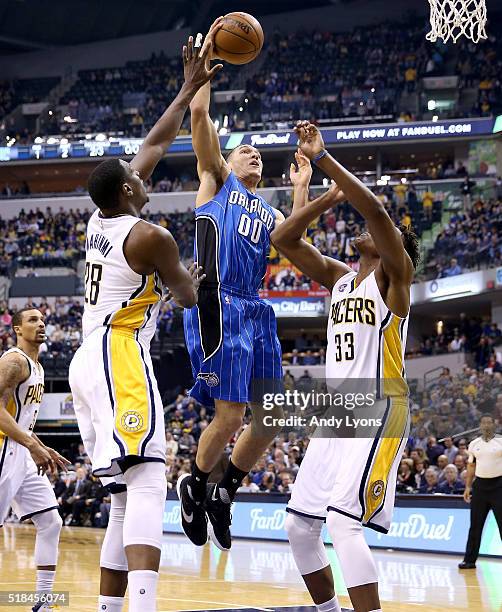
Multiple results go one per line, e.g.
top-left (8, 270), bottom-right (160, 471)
top-left (69, 327), bottom-right (167, 477)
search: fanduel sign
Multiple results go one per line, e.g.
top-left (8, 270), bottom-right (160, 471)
top-left (250, 133), bottom-right (292, 146)
top-left (162, 499), bottom-right (502, 556)
top-left (333, 122), bottom-right (475, 142)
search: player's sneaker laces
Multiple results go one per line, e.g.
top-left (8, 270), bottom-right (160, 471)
top-left (176, 472), bottom-right (208, 546)
top-left (205, 484), bottom-right (232, 551)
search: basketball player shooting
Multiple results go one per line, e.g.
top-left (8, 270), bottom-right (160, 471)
top-left (0, 308), bottom-right (70, 612)
top-left (68, 37), bottom-right (220, 612)
top-left (271, 121), bottom-right (420, 612)
top-left (178, 20), bottom-right (285, 551)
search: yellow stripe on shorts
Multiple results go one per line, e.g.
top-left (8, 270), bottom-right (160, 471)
top-left (363, 396), bottom-right (408, 523)
top-left (0, 397), bottom-right (17, 444)
top-left (382, 314), bottom-right (408, 396)
top-left (111, 274), bottom-right (158, 329)
top-left (110, 328), bottom-right (150, 455)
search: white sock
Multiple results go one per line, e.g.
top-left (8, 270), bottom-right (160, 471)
top-left (369, 609), bottom-right (383, 611)
top-left (316, 595), bottom-right (342, 612)
top-left (128, 569), bottom-right (159, 612)
top-left (36, 569), bottom-right (55, 594)
top-left (97, 595), bottom-right (125, 611)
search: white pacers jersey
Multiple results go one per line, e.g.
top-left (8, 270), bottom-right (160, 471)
top-left (326, 270), bottom-right (408, 387)
top-left (82, 210), bottom-right (162, 343)
top-left (288, 269), bottom-right (410, 531)
top-left (0, 347), bottom-right (44, 443)
top-left (0, 348), bottom-right (58, 526)
top-left (71, 210), bottom-right (166, 477)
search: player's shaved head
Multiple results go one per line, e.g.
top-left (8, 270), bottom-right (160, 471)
top-left (225, 144), bottom-right (260, 162)
top-left (88, 158), bottom-right (128, 210)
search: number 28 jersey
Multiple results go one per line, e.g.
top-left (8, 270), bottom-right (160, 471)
top-left (82, 211), bottom-right (161, 343)
top-left (326, 270), bottom-right (409, 385)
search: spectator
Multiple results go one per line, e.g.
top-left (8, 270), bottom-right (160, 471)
top-left (419, 467), bottom-right (440, 494)
top-left (437, 464), bottom-right (465, 494)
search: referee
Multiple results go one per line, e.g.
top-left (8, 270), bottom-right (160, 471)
top-left (459, 414), bottom-right (502, 569)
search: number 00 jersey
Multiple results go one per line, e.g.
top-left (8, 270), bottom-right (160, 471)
top-left (326, 270), bottom-right (409, 385)
top-left (82, 211), bottom-right (162, 343)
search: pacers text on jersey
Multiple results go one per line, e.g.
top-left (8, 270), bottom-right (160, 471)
top-left (330, 297), bottom-right (376, 326)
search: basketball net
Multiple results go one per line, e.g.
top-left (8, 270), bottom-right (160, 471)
top-left (426, 0), bottom-right (488, 44)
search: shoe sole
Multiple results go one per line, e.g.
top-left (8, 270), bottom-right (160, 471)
top-left (176, 473), bottom-right (208, 546)
top-left (207, 514), bottom-right (231, 551)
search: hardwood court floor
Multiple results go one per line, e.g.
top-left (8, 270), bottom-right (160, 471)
top-left (1, 524), bottom-right (500, 611)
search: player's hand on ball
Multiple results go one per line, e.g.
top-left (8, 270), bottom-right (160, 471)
top-left (203, 16), bottom-right (225, 59)
top-left (289, 149), bottom-right (312, 187)
top-left (183, 35), bottom-right (223, 92)
top-left (295, 120), bottom-right (325, 160)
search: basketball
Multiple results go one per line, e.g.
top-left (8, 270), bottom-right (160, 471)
top-left (214, 12), bottom-right (264, 65)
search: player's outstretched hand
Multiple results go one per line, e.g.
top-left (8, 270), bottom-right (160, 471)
top-left (325, 181), bottom-right (346, 206)
top-left (201, 16), bottom-right (225, 60)
top-left (27, 439), bottom-right (55, 476)
top-left (189, 263), bottom-right (206, 291)
top-left (290, 149), bottom-right (312, 187)
top-left (45, 446), bottom-right (72, 473)
top-left (183, 34), bottom-right (223, 92)
top-left (295, 120), bottom-right (325, 161)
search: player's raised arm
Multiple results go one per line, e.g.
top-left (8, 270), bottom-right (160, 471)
top-left (191, 21), bottom-right (231, 205)
top-left (0, 354), bottom-right (54, 472)
top-left (290, 149), bottom-right (312, 214)
top-left (271, 184), bottom-right (352, 291)
top-left (130, 33), bottom-right (223, 182)
top-left (295, 121), bottom-right (414, 285)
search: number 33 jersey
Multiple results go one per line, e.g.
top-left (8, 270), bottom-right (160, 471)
top-left (82, 211), bottom-right (162, 343)
top-left (326, 270), bottom-right (409, 384)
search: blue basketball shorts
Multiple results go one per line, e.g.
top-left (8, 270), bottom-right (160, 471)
top-left (183, 287), bottom-right (283, 406)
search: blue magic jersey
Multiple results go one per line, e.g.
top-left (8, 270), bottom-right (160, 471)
top-left (194, 172), bottom-right (276, 295)
top-left (184, 171), bottom-right (283, 406)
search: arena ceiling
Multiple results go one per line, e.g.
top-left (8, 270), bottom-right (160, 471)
top-left (0, 0), bottom-right (332, 55)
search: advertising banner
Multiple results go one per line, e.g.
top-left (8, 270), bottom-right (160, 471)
top-left (163, 497), bottom-right (501, 557)
top-left (38, 393), bottom-right (76, 421)
top-left (1, 118), bottom-right (496, 163)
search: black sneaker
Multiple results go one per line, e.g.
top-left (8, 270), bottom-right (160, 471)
top-left (176, 473), bottom-right (208, 546)
top-left (458, 561), bottom-right (476, 569)
top-left (205, 484), bottom-right (232, 551)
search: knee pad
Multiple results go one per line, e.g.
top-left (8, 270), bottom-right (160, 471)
top-left (285, 512), bottom-right (329, 576)
top-left (123, 462), bottom-right (167, 550)
top-left (100, 491), bottom-right (128, 572)
top-left (32, 509), bottom-right (62, 567)
top-left (326, 511), bottom-right (377, 588)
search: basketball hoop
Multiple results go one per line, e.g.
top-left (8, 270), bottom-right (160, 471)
top-left (426, 0), bottom-right (488, 44)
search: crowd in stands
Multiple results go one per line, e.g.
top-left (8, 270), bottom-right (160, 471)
top-left (243, 23), bottom-right (442, 128)
top-left (399, 365), bottom-right (502, 493)
top-left (411, 315), bottom-right (502, 367)
top-left (0, 297), bottom-right (83, 365)
top-left (424, 198), bottom-right (502, 278)
top-left (0, 208), bottom-right (88, 275)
